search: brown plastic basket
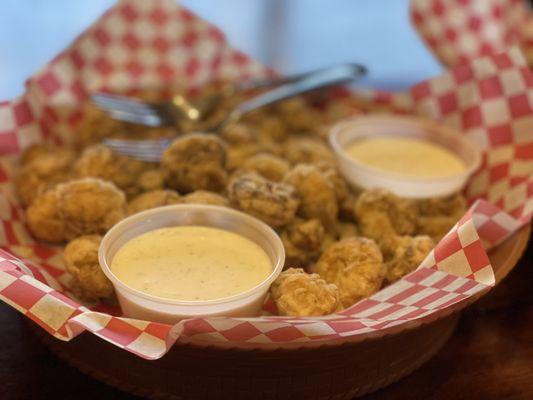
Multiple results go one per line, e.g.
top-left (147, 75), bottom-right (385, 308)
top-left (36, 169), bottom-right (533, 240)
top-left (27, 223), bottom-right (530, 400)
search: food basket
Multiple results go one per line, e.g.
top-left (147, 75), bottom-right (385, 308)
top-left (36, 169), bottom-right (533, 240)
top-left (0, 1), bottom-right (532, 399)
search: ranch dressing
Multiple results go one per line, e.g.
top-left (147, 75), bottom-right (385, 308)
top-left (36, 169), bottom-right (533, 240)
top-left (110, 226), bottom-right (272, 301)
top-left (345, 137), bottom-right (466, 178)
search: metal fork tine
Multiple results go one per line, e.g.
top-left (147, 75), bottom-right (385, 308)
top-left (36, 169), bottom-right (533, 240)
top-left (105, 144), bottom-right (165, 162)
top-left (92, 93), bottom-right (157, 114)
top-left (107, 109), bottom-right (163, 127)
top-left (103, 137), bottom-right (171, 161)
top-left (104, 137), bottom-right (172, 148)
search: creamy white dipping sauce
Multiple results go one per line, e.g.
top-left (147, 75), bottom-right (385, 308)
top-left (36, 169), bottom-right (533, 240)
top-left (345, 137), bottom-right (466, 178)
top-left (110, 226), bottom-right (272, 301)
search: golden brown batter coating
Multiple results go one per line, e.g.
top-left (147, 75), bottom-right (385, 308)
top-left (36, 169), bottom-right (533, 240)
top-left (354, 189), bottom-right (417, 250)
top-left (64, 235), bottom-right (114, 301)
top-left (74, 144), bottom-right (150, 198)
top-left (16, 146), bottom-right (76, 206)
top-left (227, 172), bottom-right (299, 229)
top-left (161, 133), bottom-right (227, 193)
top-left (384, 235), bottom-right (434, 283)
top-left (220, 123), bottom-right (254, 144)
top-left (127, 190), bottom-right (181, 215)
top-left (137, 169), bottom-right (166, 192)
top-left (75, 103), bottom-right (125, 148)
top-left (417, 193), bottom-right (467, 217)
top-left (314, 237), bottom-right (385, 307)
top-left (26, 178), bottom-right (126, 243)
top-left (257, 116), bottom-right (287, 142)
top-left (335, 222), bottom-right (359, 240)
top-left (315, 162), bottom-right (349, 204)
top-left (276, 98), bottom-right (322, 133)
top-left (283, 137), bottom-right (335, 165)
top-left (338, 193), bottom-right (358, 222)
top-left (243, 153), bottom-right (290, 182)
top-left (416, 194), bottom-right (467, 242)
top-left (281, 218), bottom-right (325, 266)
top-left (283, 164), bottom-right (338, 228)
top-left (270, 268), bottom-right (342, 316)
top-left (181, 190), bottom-right (230, 207)
top-left (20, 143), bottom-right (56, 165)
top-left (26, 190), bottom-right (67, 243)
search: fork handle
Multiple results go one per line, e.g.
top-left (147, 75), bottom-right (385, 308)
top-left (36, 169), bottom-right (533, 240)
top-left (223, 63), bottom-right (366, 126)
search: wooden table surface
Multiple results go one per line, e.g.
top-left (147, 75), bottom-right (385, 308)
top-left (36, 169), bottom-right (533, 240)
top-left (1, 238), bottom-right (531, 400)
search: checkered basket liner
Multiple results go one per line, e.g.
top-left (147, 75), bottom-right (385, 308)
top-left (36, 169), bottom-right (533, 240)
top-left (410, 0), bottom-right (533, 67)
top-left (0, 0), bottom-right (531, 360)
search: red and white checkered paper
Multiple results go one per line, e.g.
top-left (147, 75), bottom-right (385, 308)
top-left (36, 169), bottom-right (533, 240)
top-left (410, 0), bottom-right (533, 67)
top-left (0, 0), bottom-right (531, 359)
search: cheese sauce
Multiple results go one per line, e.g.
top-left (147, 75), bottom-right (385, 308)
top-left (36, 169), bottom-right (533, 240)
top-left (110, 226), bottom-right (272, 301)
top-left (345, 137), bottom-right (466, 178)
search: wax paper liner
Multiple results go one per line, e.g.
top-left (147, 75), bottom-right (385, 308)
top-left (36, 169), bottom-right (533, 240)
top-left (410, 0), bottom-right (533, 67)
top-left (0, 0), bottom-right (531, 360)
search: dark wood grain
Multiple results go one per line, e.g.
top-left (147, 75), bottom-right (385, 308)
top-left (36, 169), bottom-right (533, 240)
top-left (0, 239), bottom-right (531, 400)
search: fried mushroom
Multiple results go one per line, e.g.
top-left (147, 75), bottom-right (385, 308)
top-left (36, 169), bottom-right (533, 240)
top-left (354, 188), bottom-right (417, 250)
top-left (384, 235), bottom-right (434, 283)
top-left (181, 190), bottom-right (230, 207)
top-left (26, 178), bottom-right (126, 243)
top-left (270, 268), bottom-right (342, 316)
top-left (283, 137), bottom-right (335, 165)
top-left (74, 144), bottom-right (150, 197)
top-left (283, 163), bottom-right (338, 227)
top-left (64, 235), bottom-right (114, 301)
top-left (281, 218), bottom-right (325, 266)
top-left (161, 133), bottom-right (227, 193)
top-left (127, 189), bottom-right (181, 215)
top-left (243, 153), bottom-right (290, 182)
top-left (227, 172), bottom-right (299, 228)
top-left (314, 237), bottom-right (385, 308)
top-left (416, 194), bottom-right (467, 242)
top-left (16, 146), bottom-right (76, 206)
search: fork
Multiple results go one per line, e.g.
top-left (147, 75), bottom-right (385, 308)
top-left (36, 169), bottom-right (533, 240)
top-left (92, 64), bottom-right (366, 129)
top-left (102, 63), bottom-right (367, 162)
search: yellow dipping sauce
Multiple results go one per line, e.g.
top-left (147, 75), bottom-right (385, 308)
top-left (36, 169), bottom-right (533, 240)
top-left (110, 226), bottom-right (272, 301)
top-left (345, 137), bottom-right (466, 178)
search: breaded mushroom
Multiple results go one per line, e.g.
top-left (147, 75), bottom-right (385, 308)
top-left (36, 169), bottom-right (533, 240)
top-left (74, 144), bottom-right (150, 197)
top-left (16, 146), bottom-right (76, 206)
top-left (335, 222), bottom-right (359, 240)
top-left (161, 133), bottom-right (227, 193)
top-left (227, 172), bottom-right (299, 228)
top-left (64, 235), bottom-right (114, 301)
top-left (384, 235), bottom-right (434, 283)
top-left (257, 116), bottom-right (287, 142)
top-left (283, 137), bottom-right (335, 165)
top-left (315, 162), bottom-right (349, 204)
top-left (281, 218), bottom-right (325, 266)
top-left (276, 98), bottom-right (322, 133)
top-left (26, 178), bottom-right (126, 243)
top-left (220, 123), bottom-right (254, 144)
top-left (283, 163), bottom-right (338, 227)
top-left (416, 194), bottom-right (467, 242)
top-left (270, 268), bottom-right (343, 316)
top-left (354, 189), bottom-right (417, 251)
top-left (243, 153), bottom-right (290, 182)
top-left (137, 169), bottom-right (166, 192)
top-left (20, 143), bottom-right (58, 165)
top-left (314, 237), bottom-right (385, 308)
top-left (181, 190), bottom-right (230, 207)
top-left (127, 189), bottom-right (181, 215)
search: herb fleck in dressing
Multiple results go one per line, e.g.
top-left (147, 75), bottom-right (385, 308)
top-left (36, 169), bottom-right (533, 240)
top-left (345, 137), bottom-right (466, 178)
top-left (110, 226), bottom-right (272, 301)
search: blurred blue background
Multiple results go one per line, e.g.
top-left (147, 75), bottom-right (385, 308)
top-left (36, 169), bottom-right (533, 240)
top-left (0, 0), bottom-right (443, 100)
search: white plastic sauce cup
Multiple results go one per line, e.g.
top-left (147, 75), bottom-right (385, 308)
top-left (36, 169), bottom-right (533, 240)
top-left (329, 115), bottom-right (481, 199)
top-left (99, 204), bottom-right (285, 324)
